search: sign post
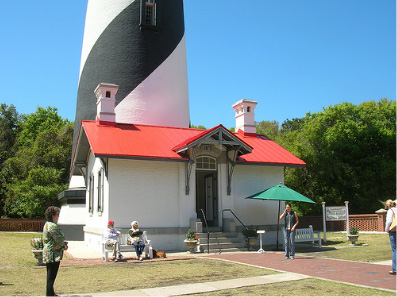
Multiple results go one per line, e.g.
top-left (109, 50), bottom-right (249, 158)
top-left (345, 201), bottom-right (350, 240)
top-left (326, 204), bottom-right (348, 240)
top-left (322, 202), bottom-right (327, 242)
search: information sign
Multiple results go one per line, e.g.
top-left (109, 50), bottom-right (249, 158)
top-left (326, 206), bottom-right (347, 221)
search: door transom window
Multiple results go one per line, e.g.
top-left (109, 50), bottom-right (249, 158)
top-left (196, 156), bottom-right (216, 170)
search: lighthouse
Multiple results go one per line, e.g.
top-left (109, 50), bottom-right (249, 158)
top-left (73, 0), bottom-right (190, 153)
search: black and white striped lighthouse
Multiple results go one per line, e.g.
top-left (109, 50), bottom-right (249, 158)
top-left (73, 0), bottom-right (190, 150)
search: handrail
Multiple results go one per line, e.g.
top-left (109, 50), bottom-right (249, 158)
top-left (199, 209), bottom-right (210, 254)
top-left (222, 209), bottom-right (248, 232)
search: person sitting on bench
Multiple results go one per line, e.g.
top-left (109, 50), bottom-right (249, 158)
top-left (128, 221), bottom-right (145, 261)
top-left (104, 220), bottom-right (124, 262)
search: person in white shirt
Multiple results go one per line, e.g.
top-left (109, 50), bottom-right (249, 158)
top-left (385, 200), bottom-right (396, 275)
top-left (104, 220), bottom-right (124, 262)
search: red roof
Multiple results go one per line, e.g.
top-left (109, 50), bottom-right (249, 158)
top-left (77, 120), bottom-right (305, 166)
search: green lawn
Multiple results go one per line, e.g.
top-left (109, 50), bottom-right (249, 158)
top-left (0, 231), bottom-right (393, 296)
top-left (297, 232), bottom-right (392, 262)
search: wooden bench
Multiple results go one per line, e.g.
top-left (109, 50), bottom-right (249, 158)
top-left (294, 225), bottom-right (322, 248)
top-left (102, 231), bottom-right (153, 261)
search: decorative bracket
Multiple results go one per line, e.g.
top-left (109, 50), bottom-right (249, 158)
top-left (75, 162), bottom-right (87, 186)
top-left (185, 147), bottom-right (196, 195)
top-left (227, 147), bottom-right (240, 195)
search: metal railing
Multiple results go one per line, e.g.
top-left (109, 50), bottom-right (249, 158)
top-left (221, 209), bottom-right (248, 232)
top-left (199, 209), bottom-right (210, 254)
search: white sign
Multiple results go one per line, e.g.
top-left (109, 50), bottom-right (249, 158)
top-left (326, 206), bottom-right (347, 221)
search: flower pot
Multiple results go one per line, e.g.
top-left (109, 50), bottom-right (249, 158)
top-left (348, 235), bottom-right (359, 245)
top-left (184, 240), bottom-right (198, 253)
top-left (32, 249), bottom-right (45, 266)
top-left (245, 237), bottom-right (257, 251)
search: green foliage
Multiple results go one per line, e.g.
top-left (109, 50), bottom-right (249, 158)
top-left (18, 106), bottom-right (68, 147)
top-left (349, 227), bottom-right (358, 235)
top-left (256, 120), bottom-right (280, 139)
top-left (0, 104), bottom-right (20, 165)
top-left (277, 99), bottom-right (396, 215)
top-left (242, 225), bottom-right (258, 238)
top-left (0, 104), bottom-right (21, 217)
top-left (30, 237), bottom-right (44, 249)
top-left (185, 229), bottom-right (198, 241)
top-left (0, 106), bottom-right (73, 218)
top-left (190, 124), bottom-right (207, 129)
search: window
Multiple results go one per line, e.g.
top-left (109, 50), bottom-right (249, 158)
top-left (196, 156), bottom-right (217, 170)
top-left (247, 106), bottom-right (251, 112)
top-left (105, 91), bottom-right (111, 98)
top-left (88, 174), bottom-right (94, 214)
top-left (144, 0), bottom-right (156, 26)
top-left (97, 169), bottom-right (104, 214)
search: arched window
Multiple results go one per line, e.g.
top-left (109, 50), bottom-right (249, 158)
top-left (196, 156), bottom-right (217, 170)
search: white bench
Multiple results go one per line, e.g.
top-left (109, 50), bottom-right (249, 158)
top-left (294, 225), bottom-right (322, 248)
top-left (102, 231), bottom-right (153, 261)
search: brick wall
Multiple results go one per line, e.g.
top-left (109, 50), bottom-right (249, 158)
top-left (299, 214), bottom-right (386, 232)
top-left (0, 219), bottom-right (46, 232)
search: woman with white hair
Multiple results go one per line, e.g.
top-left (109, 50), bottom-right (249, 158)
top-left (128, 221), bottom-right (145, 260)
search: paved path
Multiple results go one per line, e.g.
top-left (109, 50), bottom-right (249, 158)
top-left (207, 252), bottom-right (396, 291)
top-left (86, 272), bottom-right (310, 296)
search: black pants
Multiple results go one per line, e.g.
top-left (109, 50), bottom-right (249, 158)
top-left (46, 261), bottom-right (60, 296)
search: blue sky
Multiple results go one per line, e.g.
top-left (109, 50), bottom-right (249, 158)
top-left (1, 1), bottom-right (395, 130)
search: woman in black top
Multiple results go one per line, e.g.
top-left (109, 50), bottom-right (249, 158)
top-left (279, 203), bottom-right (299, 259)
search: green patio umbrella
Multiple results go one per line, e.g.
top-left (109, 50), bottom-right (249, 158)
top-left (246, 183), bottom-right (315, 249)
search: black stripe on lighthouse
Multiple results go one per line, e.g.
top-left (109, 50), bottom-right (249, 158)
top-left (73, 0), bottom-right (185, 149)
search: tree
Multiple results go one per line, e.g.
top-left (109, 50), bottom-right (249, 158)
top-left (0, 104), bottom-right (20, 165)
top-left (279, 99), bottom-right (396, 215)
top-left (0, 104), bottom-right (20, 217)
top-left (1, 107), bottom-right (73, 218)
top-left (256, 120), bottom-right (279, 139)
top-left (190, 124), bottom-right (206, 129)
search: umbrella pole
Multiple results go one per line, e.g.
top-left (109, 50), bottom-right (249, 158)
top-left (276, 200), bottom-right (280, 250)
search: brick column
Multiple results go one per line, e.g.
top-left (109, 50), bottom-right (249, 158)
top-left (375, 209), bottom-right (387, 232)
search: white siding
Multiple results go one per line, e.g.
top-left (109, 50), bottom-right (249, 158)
top-left (108, 159), bottom-right (194, 228)
top-left (231, 165), bottom-right (284, 225)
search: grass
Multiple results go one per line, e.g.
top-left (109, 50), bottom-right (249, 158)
top-left (0, 232), bottom-right (276, 296)
top-left (0, 231), bottom-right (394, 296)
top-left (297, 232), bottom-right (392, 262)
top-left (186, 278), bottom-right (393, 296)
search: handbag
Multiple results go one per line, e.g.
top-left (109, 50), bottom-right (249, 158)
top-left (390, 209), bottom-right (397, 232)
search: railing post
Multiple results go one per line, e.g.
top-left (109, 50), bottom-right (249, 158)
top-left (200, 209), bottom-right (210, 254)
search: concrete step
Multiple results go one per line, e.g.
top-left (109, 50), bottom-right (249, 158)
top-left (199, 241), bottom-right (245, 249)
top-left (197, 230), bottom-right (247, 253)
top-left (199, 237), bottom-right (242, 244)
top-left (196, 232), bottom-right (240, 239)
top-left (201, 247), bottom-right (249, 253)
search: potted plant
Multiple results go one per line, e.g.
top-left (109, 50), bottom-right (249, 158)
top-left (348, 227), bottom-right (359, 245)
top-left (242, 226), bottom-right (258, 251)
top-left (31, 237), bottom-right (45, 266)
top-left (184, 229), bottom-right (199, 253)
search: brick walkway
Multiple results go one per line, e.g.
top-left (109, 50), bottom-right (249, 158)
top-left (207, 252), bottom-right (396, 291)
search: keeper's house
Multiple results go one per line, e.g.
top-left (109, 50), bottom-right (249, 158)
top-left (59, 83), bottom-right (305, 252)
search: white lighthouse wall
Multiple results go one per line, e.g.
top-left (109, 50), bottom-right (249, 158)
top-left (115, 35), bottom-right (190, 128)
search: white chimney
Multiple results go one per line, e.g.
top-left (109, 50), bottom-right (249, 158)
top-left (232, 99), bottom-right (258, 134)
top-left (94, 83), bottom-right (119, 123)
